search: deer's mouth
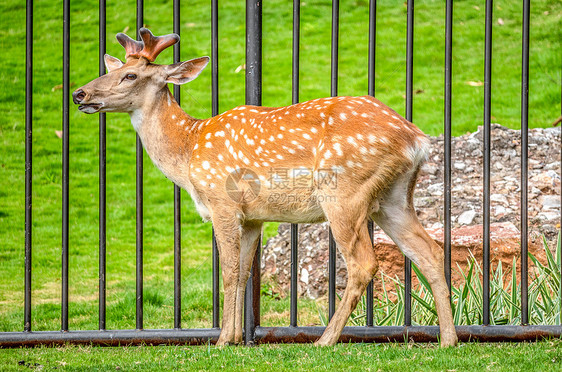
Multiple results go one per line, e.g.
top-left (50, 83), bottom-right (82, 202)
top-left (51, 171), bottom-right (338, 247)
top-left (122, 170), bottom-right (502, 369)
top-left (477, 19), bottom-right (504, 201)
top-left (78, 103), bottom-right (104, 114)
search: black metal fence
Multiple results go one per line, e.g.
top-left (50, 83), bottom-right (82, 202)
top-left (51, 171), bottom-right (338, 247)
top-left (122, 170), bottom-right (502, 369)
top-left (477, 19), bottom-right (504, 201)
top-left (2, 0), bottom-right (562, 347)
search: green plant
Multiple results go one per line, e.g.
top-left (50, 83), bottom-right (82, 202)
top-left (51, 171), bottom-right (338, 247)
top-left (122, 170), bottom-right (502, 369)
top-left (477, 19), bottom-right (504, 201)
top-left (319, 234), bottom-right (562, 327)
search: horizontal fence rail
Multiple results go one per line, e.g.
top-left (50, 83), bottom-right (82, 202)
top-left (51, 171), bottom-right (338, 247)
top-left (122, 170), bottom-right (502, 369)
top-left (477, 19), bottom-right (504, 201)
top-left (3, 0), bottom-right (561, 348)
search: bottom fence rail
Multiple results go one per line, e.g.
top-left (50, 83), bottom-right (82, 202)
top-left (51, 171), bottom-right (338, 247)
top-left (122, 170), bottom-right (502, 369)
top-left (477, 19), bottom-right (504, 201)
top-left (1, 325), bottom-right (561, 347)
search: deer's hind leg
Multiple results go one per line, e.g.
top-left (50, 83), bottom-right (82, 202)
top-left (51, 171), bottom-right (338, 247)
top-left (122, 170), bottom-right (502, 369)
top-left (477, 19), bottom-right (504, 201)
top-left (371, 171), bottom-right (458, 347)
top-left (315, 204), bottom-right (379, 346)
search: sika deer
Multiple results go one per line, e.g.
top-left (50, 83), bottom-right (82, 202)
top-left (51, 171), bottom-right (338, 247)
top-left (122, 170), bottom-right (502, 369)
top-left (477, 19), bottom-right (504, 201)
top-left (73, 28), bottom-right (457, 347)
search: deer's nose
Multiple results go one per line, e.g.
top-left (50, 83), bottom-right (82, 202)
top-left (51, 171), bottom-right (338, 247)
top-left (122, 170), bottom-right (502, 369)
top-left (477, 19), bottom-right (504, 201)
top-left (73, 89), bottom-right (86, 104)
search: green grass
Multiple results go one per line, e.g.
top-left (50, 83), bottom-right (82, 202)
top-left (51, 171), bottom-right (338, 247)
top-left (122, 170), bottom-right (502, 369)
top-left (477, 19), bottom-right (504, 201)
top-left (1, 341), bottom-right (562, 371)
top-left (0, 0), bottom-right (561, 337)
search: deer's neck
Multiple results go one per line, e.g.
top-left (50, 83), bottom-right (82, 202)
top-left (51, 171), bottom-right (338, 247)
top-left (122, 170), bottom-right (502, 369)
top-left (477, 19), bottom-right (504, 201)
top-left (130, 87), bottom-right (202, 187)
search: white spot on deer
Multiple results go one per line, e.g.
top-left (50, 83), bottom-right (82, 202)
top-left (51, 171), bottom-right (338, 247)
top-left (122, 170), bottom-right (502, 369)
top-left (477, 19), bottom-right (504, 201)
top-left (269, 135), bottom-right (275, 142)
top-left (291, 140), bottom-right (299, 146)
top-left (218, 154), bottom-right (224, 161)
top-left (193, 143), bottom-right (199, 150)
top-left (246, 138), bottom-right (255, 146)
top-left (205, 133), bottom-right (212, 140)
top-left (289, 128), bottom-right (295, 133)
top-left (368, 134), bottom-right (377, 143)
top-left (288, 148), bottom-right (296, 154)
top-left (243, 157), bottom-right (250, 165)
top-left (333, 143), bottom-right (343, 156)
top-left (254, 162), bottom-right (260, 167)
top-left (379, 137), bottom-right (390, 145)
top-left (352, 111), bottom-right (358, 116)
top-left (361, 113), bottom-right (368, 118)
top-left (226, 166), bottom-right (234, 173)
top-left (340, 113), bottom-right (348, 121)
top-left (324, 150), bottom-right (332, 159)
top-left (328, 117), bottom-right (334, 126)
top-left (225, 139), bottom-right (230, 147)
top-left (242, 118), bottom-right (246, 124)
top-left (205, 142), bottom-right (213, 148)
top-left (382, 110), bottom-right (389, 116)
top-left (250, 109), bottom-right (259, 113)
top-left (172, 115), bottom-right (176, 120)
top-left (331, 165), bottom-right (345, 174)
top-left (256, 146), bottom-right (263, 155)
top-left (310, 127), bottom-right (318, 134)
top-left (392, 115), bottom-right (400, 120)
top-left (303, 133), bottom-right (311, 140)
top-left (360, 146), bottom-right (368, 154)
top-left (225, 123), bottom-right (231, 129)
top-left (215, 131), bottom-right (225, 137)
top-left (356, 133), bottom-right (364, 140)
top-left (260, 139), bottom-right (266, 145)
top-left (276, 154), bottom-right (284, 160)
top-left (206, 175), bottom-right (212, 180)
top-left (210, 168), bottom-right (217, 174)
top-left (277, 133), bottom-right (283, 139)
top-left (346, 160), bottom-right (355, 167)
top-left (210, 183), bottom-right (216, 189)
top-left (320, 112), bottom-right (326, 118)
top-left (202, 161), bottom-right (210, 170)
top-left (178, 120), bottom-right (185, 126)
top-left (238, 150), bottom-right (244, 159)
top-left (200, 180), bottom-right (207, 186)
top-left (262, 161), bottom-right (269, 166)
top-left (347, 136), bottom-right (358, 146)
top-left (280, 126), bottom-right (286, 131)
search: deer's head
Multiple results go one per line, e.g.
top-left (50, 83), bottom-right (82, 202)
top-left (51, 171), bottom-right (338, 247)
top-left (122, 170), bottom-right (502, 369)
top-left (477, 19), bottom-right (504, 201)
top-left (73, 28), bottom-right (209, 114)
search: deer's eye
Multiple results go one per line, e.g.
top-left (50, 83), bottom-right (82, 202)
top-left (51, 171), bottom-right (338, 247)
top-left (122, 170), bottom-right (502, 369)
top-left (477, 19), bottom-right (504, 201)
top-left (125, 73), bottom-right (137, 80)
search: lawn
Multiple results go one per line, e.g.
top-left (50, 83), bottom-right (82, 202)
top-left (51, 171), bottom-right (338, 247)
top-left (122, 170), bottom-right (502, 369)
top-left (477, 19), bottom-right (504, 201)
top-left (1, 341), bottom-right (562, 371)
top-left (0, 0), bottom-right (560, 342)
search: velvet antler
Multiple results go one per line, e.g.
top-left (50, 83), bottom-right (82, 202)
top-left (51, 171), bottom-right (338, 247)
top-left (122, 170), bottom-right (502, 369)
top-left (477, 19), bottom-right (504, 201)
top-left (116, 27), bottom-right (180, 62)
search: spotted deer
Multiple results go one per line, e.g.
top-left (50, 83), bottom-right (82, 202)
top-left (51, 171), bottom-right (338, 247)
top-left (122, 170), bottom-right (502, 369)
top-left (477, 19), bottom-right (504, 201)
top-left (73, 28), bottom-right (457, 347)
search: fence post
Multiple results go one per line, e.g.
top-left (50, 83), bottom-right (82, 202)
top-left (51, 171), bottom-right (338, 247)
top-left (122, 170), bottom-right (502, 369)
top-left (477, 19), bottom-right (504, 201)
top-left (244, 0), bottom-right (262, 345)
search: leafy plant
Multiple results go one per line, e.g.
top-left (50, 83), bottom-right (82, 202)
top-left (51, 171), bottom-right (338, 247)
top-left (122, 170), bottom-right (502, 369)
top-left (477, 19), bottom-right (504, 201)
top-left (319, 234), bottom-right (562, 327)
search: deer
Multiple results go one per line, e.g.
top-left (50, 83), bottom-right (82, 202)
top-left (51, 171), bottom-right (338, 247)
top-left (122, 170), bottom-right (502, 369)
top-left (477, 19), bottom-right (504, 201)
top-left (73, 28), bottom-right (458, 347)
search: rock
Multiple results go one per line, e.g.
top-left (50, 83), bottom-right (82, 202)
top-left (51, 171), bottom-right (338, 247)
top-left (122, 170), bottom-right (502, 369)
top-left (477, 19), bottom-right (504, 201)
top-left (261, 222), bottom-right (547, 299)
top-left (458, 210), bottom-right (477, 225)
top-left (261, 124), bottom-right (561, 299)
top-left (541, 195), bottom-right (560, 210)
top-left (454, 162), bottom-right (466, 170)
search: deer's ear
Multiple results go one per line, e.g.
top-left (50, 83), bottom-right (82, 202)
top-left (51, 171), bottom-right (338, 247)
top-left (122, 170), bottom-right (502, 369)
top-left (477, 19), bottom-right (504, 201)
top-left (164, 57), bottom-right (210, 85)
top-left (104, 54), bottom-right (124, 72)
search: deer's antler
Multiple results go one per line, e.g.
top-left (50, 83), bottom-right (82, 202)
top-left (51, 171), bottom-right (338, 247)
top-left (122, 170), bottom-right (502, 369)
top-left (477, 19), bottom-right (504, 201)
top-left (116, 27), bottom-right (180, 62)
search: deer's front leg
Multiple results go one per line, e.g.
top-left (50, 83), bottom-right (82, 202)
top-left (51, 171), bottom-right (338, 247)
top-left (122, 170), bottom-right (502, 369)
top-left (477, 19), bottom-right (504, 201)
top-left (212, 215), bottom-right (242, 346)
top-left (233, 222), bottom-right (263, 344)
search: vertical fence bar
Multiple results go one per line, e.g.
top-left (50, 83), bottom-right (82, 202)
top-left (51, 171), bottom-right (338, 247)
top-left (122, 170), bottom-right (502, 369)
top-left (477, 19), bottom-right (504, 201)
top-left (328, 0), bottom-right (339, 322)
top-left (244, 0), bottom-right (262, 345)
top-left (98, 0), bottom-right (107, 331)
top-left (443, 0), bottom-right (452, 294)
top-left (366, 221), bottom-right (374, 326)
top-left (211, 231), bottom-right (220, 328)
top-left (404, 0), bottom-right (414, 327)
top-left (290, 0), bottom-right (301, 328)
top-left (482, 0), bottom-right (493, 326)
top-left (61, 0), bottom-right (70, 333)
top-left (366, 0), bottom-right (376, 327)
top-left (24, 0), bottom-right (33, 333)
top-left (520, 0), bottom-right (530, 326)
top-left (136, 0), bottom-right (144, 331)
top-left (328, 229), bottom-right (336, 320)
top-left (211, 0), bottom-right (220, 329)
top-left (173, 0), bottom-right (182, 330)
